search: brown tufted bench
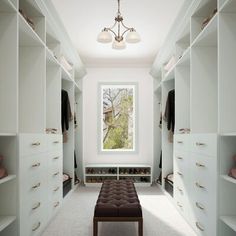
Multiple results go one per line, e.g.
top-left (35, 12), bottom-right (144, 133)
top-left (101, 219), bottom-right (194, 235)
top-left (93, 180), bottom-right (143, 236)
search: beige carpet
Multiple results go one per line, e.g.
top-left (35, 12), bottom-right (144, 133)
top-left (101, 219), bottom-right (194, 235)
top-left (42, 186), bottom-right (196, 236)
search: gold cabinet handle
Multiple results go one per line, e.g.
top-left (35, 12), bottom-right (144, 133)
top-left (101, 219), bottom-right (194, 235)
top-left (195, 202), bottom-right (205, 210)
top-left (177, 156), bottom-right (183, 160)
top-left (196, 142), bottom-right (205, 146)
top-left (54, 201), bottom-right (60, 208)
top-left (195, 222), bottom-right (204, 231)
top-left (53, 172), bottom-right (60, 176)
top-left (195, 182), bottom-right (205, 189)
top-left (53, 156), bottom-right (60, 160)
top-left (53, 141), bottom-right (60, 144)
top-left (32, 142), bottom-right (40, 146)
top-left (177, 187), bottom-right (183, 193)
top-left (177, 172), bottom-right (183, 176)
top-left (177, 202), bottom-right (183, 208)
top-left (54, 186), bottom-right (60, 192)
top-left (32, 182), bottom-right (41, 189)
top-left (32, 222), bottom-right (41, 232)
top-left (177, 141), bottom-right (183, 144)
top-left (196, 162), bottom-right (205, 168)
top-left (32, 163), bottom-right (40, 168)
top-left (32, 202), bottom-right (41, 210)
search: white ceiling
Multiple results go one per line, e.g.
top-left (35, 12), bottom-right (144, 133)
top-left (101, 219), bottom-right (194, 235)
top-left (51, 0), bottom-right (185, 67)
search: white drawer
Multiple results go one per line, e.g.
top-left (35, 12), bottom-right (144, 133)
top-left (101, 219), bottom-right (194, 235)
top-left (47, 134), bottom-right (62, 151)
top-left (174, 150), bottom-right (188, 171)
top-left (21, 208), bottom-right (46, 236)
top-left (19, 134), bottom-right (47, 156)
top-left (48, 152), bottom-right (63, 169)
top-left (49, 169), bottom-right (63, 184)
top-left (174, 134), bottom-right (189, 151)
top-left (175, 197), bottom-right (188, 219)
top-left (48, 197), bottom-right (62, 219)
top-left (20, 153), bottom-right (47, 179)
top-left (48, 179), bottom-right (62, 197)
top-left (190, 134), bottom-right (217, 157)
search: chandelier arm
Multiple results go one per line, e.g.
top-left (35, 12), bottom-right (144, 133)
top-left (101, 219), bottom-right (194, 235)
top-left (121, 28), bottom-right (131, 38)
top-left (106, 28), bottom-right (118, 38)
top-left (121, 20), bottom-right (133, 30)
top-left (108, 20), bottom-right (117, 30)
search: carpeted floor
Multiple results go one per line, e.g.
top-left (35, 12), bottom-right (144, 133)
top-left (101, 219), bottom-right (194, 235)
top-left (42, 186), bottom-right (196, 236)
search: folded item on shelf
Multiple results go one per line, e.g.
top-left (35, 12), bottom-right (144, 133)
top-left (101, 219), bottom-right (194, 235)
top-left (60, 56), bottom-right (73, 72)
top-left (228, 155), bottom-right (236, 179)
top-left (19, 9), bottom-right (35, 30)
top-left (201, 8), bottom-right (217, 30)
top-left (0, 155), bottom-right (8, 179)
top-left (164, 56), bottom-right (176, 72)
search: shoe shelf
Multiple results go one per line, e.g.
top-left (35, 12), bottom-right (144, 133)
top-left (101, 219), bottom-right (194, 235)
top-left (0, 216), bottom-right (16, 232)
top-left (84, 164), bottom-right (152, 186)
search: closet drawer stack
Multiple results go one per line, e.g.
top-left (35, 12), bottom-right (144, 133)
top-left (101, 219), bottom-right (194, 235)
top-left (47, 135), bottom-right (63, 219)
top-left (19, 134), bottom-right (63, 236)
top-left (174, 134), bottom-right (218, 236)
top-left (19, 134), bottom-right (48, 236)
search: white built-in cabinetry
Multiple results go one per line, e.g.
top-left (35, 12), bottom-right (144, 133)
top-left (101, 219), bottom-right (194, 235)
top-left (0, 0), bottom-right (85, 235)
top-left (153, 0), bottom-right (236, 235)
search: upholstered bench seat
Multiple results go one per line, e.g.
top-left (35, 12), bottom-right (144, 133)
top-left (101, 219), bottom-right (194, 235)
top-left (93, 180), bottom-right (143, 236)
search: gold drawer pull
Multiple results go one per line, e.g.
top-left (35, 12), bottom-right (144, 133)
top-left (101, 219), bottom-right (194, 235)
top-left (177, 156), bottom-right (183, 160)
top-left (196, 222), bottom-right (204, 231)
top-left (53, 141), bottom-right (60, 144)
top-left (196, 142), bottom-right (205, 146)
top-left (195, 202), bottom-right (205, 210)
top-left (54, 201), bottom-right (60, 208)
top-left (32, 163), bottom-right (40, 168)
top-left (32, 142), bottom-right (40, 146)
top-left (54, 186), bottom-right (60, 192)
top-left (177, 187), bottom-right (183, 193)
top-left (53, 172), bottom-right (60, 176)
top-left (195, 182), bottom-right (205, 189)
top-left (177, 172), bottom-right (183, 176)
top-left (32, 182), bottom-right (41, 189)
top-left (32, 222), bottom-right (41, 232)
top-left (32, 202), bottom-right (41, 210)
top-left (196, 162), bottom-right (205, 168)
top-left (177, 141), bottom-right (183, 144)
top-left (53, 156), bottom-right (60, 160)
top-left (177, 202), bottom-right (183, 208)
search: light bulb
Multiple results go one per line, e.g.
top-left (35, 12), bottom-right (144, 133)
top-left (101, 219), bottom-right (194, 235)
top-left (112, 40), bottom-right (126, 50)
top-left (126, 30), bottom-right (141, 43)
top-left (97, 29), bottom-right (112, 43)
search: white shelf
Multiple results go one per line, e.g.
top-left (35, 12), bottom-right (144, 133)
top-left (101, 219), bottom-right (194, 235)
top-left (163, 66), bottom-right (175, 82)
top-left (0, 0), bottom-right (17, 12)
top-left (176, 47), bottom-right (190, 67)
top-left (85, 164), bottom-right (151, 168)
top-left (46, 47), bottom-right (60, 66)
top-left (220, 0), bottom-right (236, 13)
top-left (0, 216), bottom-right (16, 232)
top-left (0, 133), bottom-right (17, 137)
top-left (19, 14), bottom-right (45, 47)
top-left (0, 175), bottom-right (16, 185)
top-left (192, 13), bottom-right (217, 47)
top-left (221, 216), bottom-right (236, 232)
top-left (221, 175), bottom-right (236, 185)
top-left (61, 65), bottom-right (73, 82)
top-left (220, 133), bottom-right (236, 137)
top-left (119, 174), bottom-right (151, 177)
top-left (154, 83), bottom-right (162, 94)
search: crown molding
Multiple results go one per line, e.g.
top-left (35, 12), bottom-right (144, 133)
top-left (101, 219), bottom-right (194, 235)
top-left (150, 0), bottom-right (201, 78)
top-left (36, 0), bottom-right (86, 79)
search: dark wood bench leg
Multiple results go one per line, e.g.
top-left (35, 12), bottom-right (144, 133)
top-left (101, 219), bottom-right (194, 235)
top-left (93, 218), bottom-right (98, 236)
top-left (138, 218), bottom-right (143, 236)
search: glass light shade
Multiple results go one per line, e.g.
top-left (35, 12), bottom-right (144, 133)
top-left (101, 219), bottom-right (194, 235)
top-left (112, 40), bottom-right (126, 50)
top-left (97, 30), bottom-right (112, 43)
top-left (126, 31), bottom-right (141, 43)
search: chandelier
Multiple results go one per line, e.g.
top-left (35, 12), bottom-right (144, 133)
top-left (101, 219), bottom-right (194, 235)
top-left (97, 0), bottom-right (141, 50)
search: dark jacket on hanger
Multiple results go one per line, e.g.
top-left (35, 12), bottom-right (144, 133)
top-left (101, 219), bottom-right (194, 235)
top-left (164, 89), bottom-right (175, 132)
top-left (61, 90), bottom-right (72, 132)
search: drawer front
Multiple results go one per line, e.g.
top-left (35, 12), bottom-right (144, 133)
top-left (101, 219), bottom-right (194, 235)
top-left (174, 150), bottom-right (188, 173)
top-left (48, 151), bottom-right (63, 169)
top-left (47, 134), bottom-right (62, 151)
top-left (19, 134), bottom-right (47, 156)
top-left (48, 179), bottom-right (62, 198)
top-left (20, 153), bottom-right (47, 179)
top-left (174, 134), bottom-right (189, 151)
top-left (175, 197), bottom-right (188, 219)
top-left (190, 134), bottom-right (217, 157)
